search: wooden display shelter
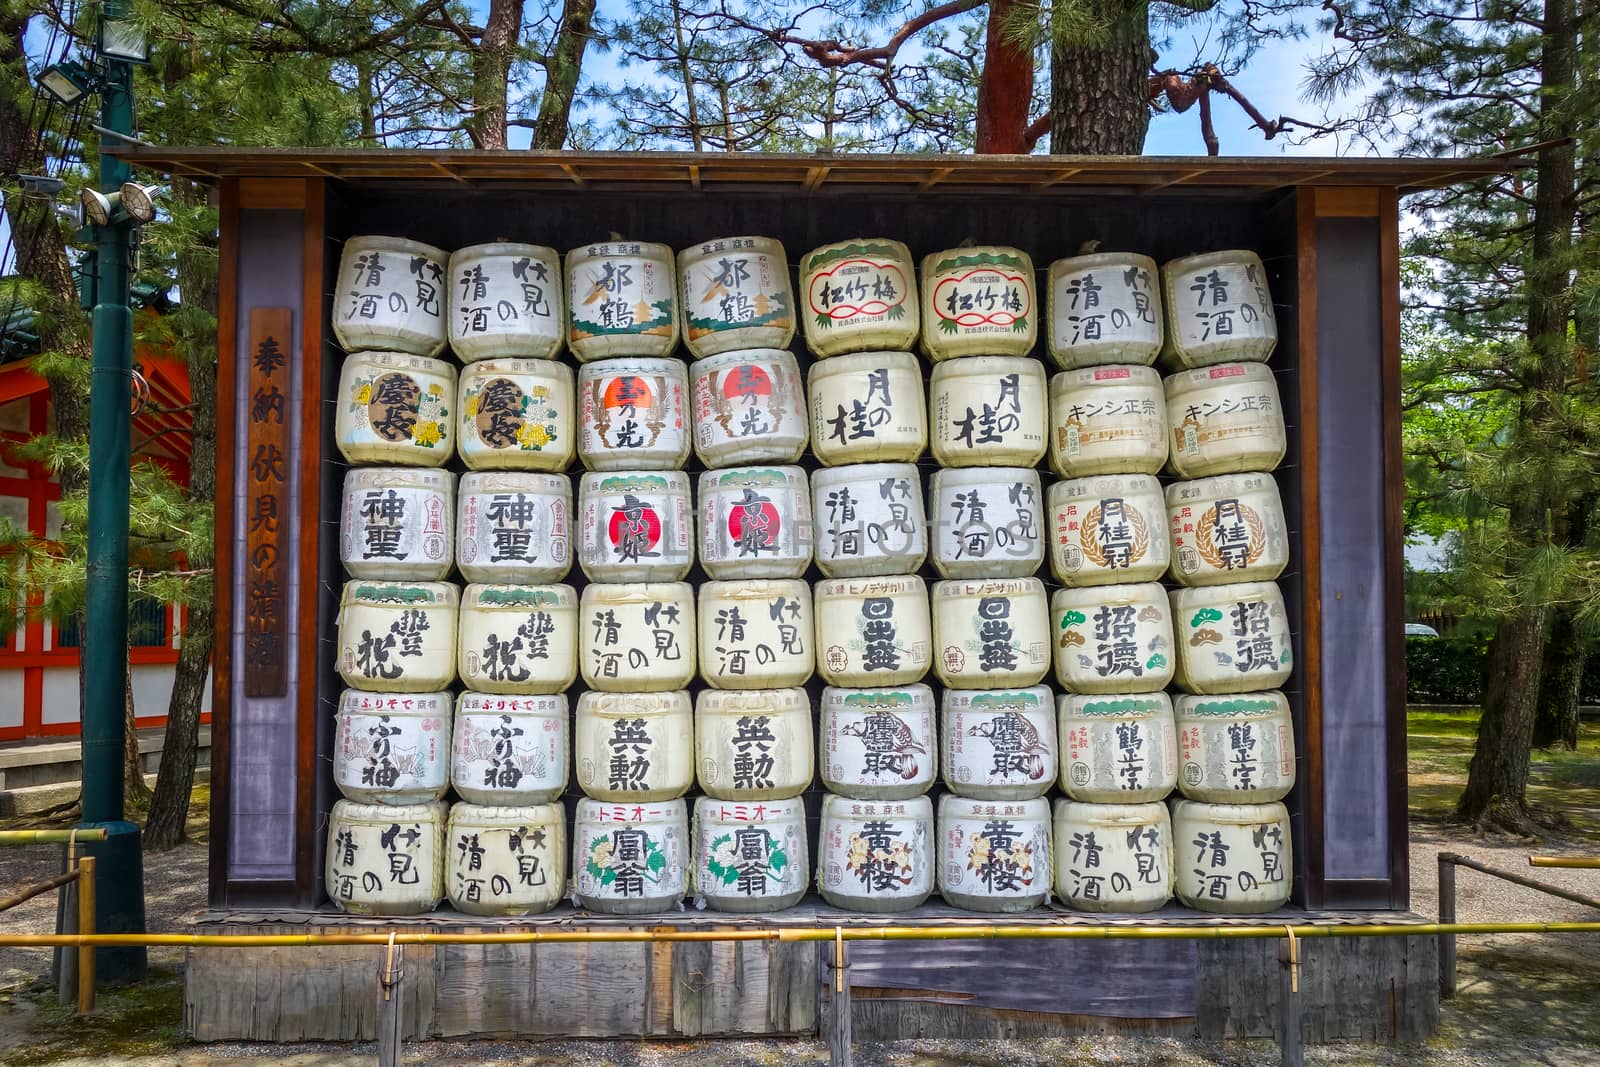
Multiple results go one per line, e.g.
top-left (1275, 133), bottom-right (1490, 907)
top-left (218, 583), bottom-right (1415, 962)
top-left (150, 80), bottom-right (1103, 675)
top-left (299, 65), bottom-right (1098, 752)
top-left (112, 147), bottom-right (1502, 1043)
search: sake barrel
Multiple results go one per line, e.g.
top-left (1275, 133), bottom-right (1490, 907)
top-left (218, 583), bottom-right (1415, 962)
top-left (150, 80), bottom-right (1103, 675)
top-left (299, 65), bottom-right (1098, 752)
top-left (819, 684), bottom-right (937, 800)
top-left (572, 797), bottom-right (689, 913)
top-left (565, 241), bottom-right (679, 360)
top-left (456, 357), bottom-right (575, 472)
top-left (1170, 799), bottom-right (1292, 913)
top-left (333, 689), bottom-right (451, 805)
top-left (1051, 583), bottom-right (1176, 694)
top-left (1166, 472), bottom-right (1289, 586)
top-left (1161, 250), bottom-right (1278, 369)
top-left (808, 351), bottom-right (927, 466)
top-left (333, 236), bottom-right (448, 357)
top-left (929, 356), bottom-right (1049, 468)
top-left (456, 471), bottom-right (571, 584)
top-left (1165, 362), bottom-right (1287, 478)
top-left (445, 802), bottom-right (566, 916)
top-left (577, 357), bottom-right (691, 471)
top-left (941, 687), bottom-right (1057, 800)
top-left (1170, 581), bottom-right (1293, 694)
top-left (818, 794), bottom-right (933, 912)
top-left (698, 579), bottom-right (814, 690)
top-left (1047, 473), bottom-right (1171, 586)
top-left (1047, 365), bottom-right (1168, 477)
top-left (691, 348), bottom-right (808, 467)
top-left (336, 580), bottom-right (459, 692)
top-left (577, 470), bottom-right (694, 582)
top-left (447, 242), bottom-right (564, 361)
top-left (932, 578), bottom-right (1051, 690)
top-left (451, 692), bottom-right (568, 805)
top-left (918, 246), bottom-right (1037, 361)
top-left (698, 466), bottom-right (813, 580)
top-left (325, 799), bottom-right (446, 915)
top-left (1175, 691), bottom-right (1295, 803)
top-left (694, 796), bottom-right (808, 912)
top-left (696, 686), bottom-right (814, 799)
top-left (456, 584), bottom-right (578, 695)
top-left (574, 690), bottom-right (694, 802)
top-left (800, 239), bottom-right (918, 357)
top-left (811, 462), bottom-right (927, 578)
top-left (928, 467), bottom-right (1044, 580)
top-left (678, 236), bottom-right (797, 357)
top-left (1057, 692), bottom-right (1177, 803)
top-left (1046, 252), bottom-right (1164, 369)
top-left (1051, 800), bottom-right (1173, 913)
top-left (937, 795), bottom-right (1052, 912)
top-left (339, 468), bottom-right (454, 581)
top-left (814, 574), bottom-right (931, 687)
top-left (579, 581), bottom-right (697, 692)
top-left (335, 352), bottom-right (457, 466)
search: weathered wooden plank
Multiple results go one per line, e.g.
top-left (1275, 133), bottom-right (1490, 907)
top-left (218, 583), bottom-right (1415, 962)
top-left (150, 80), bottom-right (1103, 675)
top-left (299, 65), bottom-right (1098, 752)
top-left (671, 937), bottom-right (714, 1036)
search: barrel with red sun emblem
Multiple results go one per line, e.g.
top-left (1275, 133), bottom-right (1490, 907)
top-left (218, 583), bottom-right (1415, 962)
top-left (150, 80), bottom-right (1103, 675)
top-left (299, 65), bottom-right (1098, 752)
top-left (689, 348), bottom-right (808, 467)
top-left (698, 466), bottom-right (812, 580)
top-left (577, 357), bottom-right (690, 471)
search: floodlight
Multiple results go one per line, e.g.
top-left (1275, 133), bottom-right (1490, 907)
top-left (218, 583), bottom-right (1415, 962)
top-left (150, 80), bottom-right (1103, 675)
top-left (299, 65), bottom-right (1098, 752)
top-left (81, 188), bottom-right (120, 227)
top-left (19, 175), bottom-right (66, 197)
top-left (98, 19), bottom-right (150, 63)
top-left (120, 182), bottom-right (158, 223)
top-left (38, 61), bottom-right (93, 106)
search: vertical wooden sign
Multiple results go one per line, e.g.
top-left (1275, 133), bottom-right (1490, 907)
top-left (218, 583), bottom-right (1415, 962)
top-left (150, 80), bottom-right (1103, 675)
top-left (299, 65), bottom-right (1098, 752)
top-left (244, 307), bottom-right (292, 697)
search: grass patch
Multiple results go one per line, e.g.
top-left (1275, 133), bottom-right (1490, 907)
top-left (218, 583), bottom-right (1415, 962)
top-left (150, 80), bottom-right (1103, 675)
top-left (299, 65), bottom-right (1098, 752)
top-left (0, 965), bottom-right (184, 1066)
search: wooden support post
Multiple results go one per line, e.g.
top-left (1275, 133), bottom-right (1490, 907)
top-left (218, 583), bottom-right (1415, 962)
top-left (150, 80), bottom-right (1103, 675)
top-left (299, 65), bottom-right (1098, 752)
top-left (1279, 934), bottom-right (1303, 1067)
top-left (76, 855), bottom-right (95, 1014)
top-left (822, 930), bottom-right (852, 1067)
top-left (377, 937), bottom-right (404, 1067)
top-left (1438, 853), bottom-right (1457, 999)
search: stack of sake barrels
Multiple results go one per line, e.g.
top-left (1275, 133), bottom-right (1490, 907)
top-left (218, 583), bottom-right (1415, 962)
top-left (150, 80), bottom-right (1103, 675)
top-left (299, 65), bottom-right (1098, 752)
top-left (1042, 249), bottom-right (1294, 914)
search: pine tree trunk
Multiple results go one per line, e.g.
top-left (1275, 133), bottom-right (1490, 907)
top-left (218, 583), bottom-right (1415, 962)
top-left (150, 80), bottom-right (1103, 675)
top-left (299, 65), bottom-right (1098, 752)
top-left (975, 0), bottom-right (1034, 153)
top-left (1532, 604), bottom-right (1583, 750)
top-left (469, 0), bottom-right (524, 149)
top-left (531, 0), bottom-right (596, 149)
top-left (1456, 607), bottom-right (1548, 831)
top-left (145, 604), bottom-right (212, 849)
top-left (125, 665), bottom-right (151, 806)
top-left (1048, 0), bottom-right (1154, 154)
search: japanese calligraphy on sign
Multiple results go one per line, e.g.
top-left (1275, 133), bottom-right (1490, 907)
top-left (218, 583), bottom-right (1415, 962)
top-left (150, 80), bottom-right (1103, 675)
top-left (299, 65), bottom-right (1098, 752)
top-left (244, 308), bottom-right (291, 697)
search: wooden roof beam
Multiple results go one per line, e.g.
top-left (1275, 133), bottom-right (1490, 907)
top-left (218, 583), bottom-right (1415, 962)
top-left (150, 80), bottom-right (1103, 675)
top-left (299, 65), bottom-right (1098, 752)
top-left (429, 161), bottom-right (468, 184)
top-left (1029, 168), bottom-right (1084, 193)
top-left (804, 165), bottom-right (831, 192)
top-left (916, 166), bottom-right (955, 191)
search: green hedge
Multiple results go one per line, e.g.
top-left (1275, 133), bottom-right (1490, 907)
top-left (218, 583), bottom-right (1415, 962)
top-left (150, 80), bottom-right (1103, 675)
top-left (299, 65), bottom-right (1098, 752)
top-left (1405, 635), bottom-right (1489, 704)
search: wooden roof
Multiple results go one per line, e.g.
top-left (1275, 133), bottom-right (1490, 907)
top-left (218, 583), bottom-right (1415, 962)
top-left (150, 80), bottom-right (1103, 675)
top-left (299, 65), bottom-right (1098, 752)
top-left (107, 147), bottom-right (1510, 196)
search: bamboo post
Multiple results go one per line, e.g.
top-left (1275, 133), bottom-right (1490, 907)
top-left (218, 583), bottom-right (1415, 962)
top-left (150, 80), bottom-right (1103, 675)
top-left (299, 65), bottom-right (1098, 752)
top-left (377, 935), bottom-right (403, 1067)
top-left (76, 855), bottom-right (95, 1014)
top-left (823, 928), bottom-right (851, 1067)
top-left (1279, 932), bottom-right (1303, 1067)
top-left (0, 829), bottom-right (109, 847)
top-left (1438, 853), bottom-right (1457, 999)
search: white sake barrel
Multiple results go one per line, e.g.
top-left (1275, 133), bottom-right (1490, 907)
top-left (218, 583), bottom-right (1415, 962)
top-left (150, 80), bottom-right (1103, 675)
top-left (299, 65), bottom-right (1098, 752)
top-left (698, 466), bottom-right (813, 580)
top-left (808, 351), bottom-right (926, 466)
top-left (1171, 581), bottom-right (1293, 694)
top-left (818, 794), bottom-right (933, 912)
top-left (928, 467), bottom-right (1044, 580)
top-left (451, 692), bottom-right (568, 805)
top-left (577, 357), bottom-right (691, 471)
top-left (696, 687), bottom-right (813, 801)
top-left (448, 242), bottom-right (564, 361)
top-left (582, 585), bottom-right (694, 694)
top-left (679, 236), bottom-right (796, 357)
top-left (1052, 800), bottom-right (1173, 913)
top-left (932, 578), bottom-right (1051, 690)
top-left (335, 352), bottom-right (457, 466)
top-left (811, 463), bottom-right (927, 578)
top-left (572, 797), bottom-right (689, 913)
top-left (691, 348), bottom-right (808, 467)
top-left (574, 690), bottom-right (694, 802)
top-left (336, 581), bottom-right (458, 692)
top-left (800, 238), bottom-right (919, 357)
top-left (1047, 474), bottom-right (1170, 587)
top-left (577, 470), bottom-right (694, 582)
top-left (697, 579), bottom-right (813, 690)
top-left (565, 241), bottom-right (679, 361)
top-left (1171, 799), bottom-right (1292, 913)
top-left (333, 689), bottom-right (451, 805)
top-left (334, 236), bottom-right (448, 357)
top-left (325, 799), bottom-right (446, 915)
top-left (457, 358), bottom-right (575, 472)
top-left (819, 684), bottom-right (936, 799)
top-left (1161, 250), bottom-right (1278, 369)
top-left (457, 584), bottom-right (578, 695)
top-left (1165, 362), bottom-right (1287, 478)
top-left (942, 687), bottom-right (1057, 800)
top-left (1175, 691), bottom-right (1295, 803)
top-left (456, 471), bottom-right (571, 584)
top-left (693, 796), bottom-right (808, 912)
top-left (938, 795), bottom-right (1051, 912)
top-left (1167, 473), bottom-right (1289, 586)
top-left (339, 468), bottom-right (454, 581)
top-left (815, 575), bottom-right (931, 687)
top-left (919, 246), bottom-right (1037, 361)
top-left (1048, 366), bottom-right (1167, 477)
top-left (1046, 252), bottom-right (1163, 369)
top-left (445, 802), bottom-right (566, 916)
top-left (1051, 583), bottom-right (1175, 694)
top-left (1058, 692), bottom-right (1177, 803)
top-left (929, 356), bottom-right (1049, 468)
top-left (579, 582), bottom-right (696, 692)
